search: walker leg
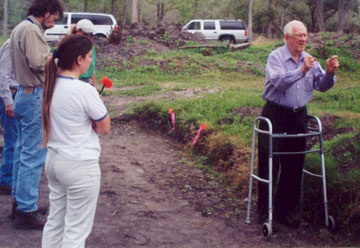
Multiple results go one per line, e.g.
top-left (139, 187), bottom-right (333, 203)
top-left (319, 133), bottom-right (329, 227)
top-left (267, 137), bottom-right (273, 229)
top-left (321, 152), bottom-right (329, 227)
top-left (245, 128), bottom-right (257, 224)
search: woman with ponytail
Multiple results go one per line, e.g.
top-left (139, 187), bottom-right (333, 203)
top-left (41, 34), bottom-right (110, 248)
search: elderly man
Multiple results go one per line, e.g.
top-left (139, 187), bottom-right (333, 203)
top-left (257, 20), bottom-right (339, 228)
top-left (10, 0), bottom-right (63, 230)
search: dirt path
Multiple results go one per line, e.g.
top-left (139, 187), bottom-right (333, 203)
top-left (0, 95), bottom-right (342, 247)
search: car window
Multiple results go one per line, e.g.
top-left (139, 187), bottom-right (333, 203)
top-left (204, 21), bottom-right (215, 30)
top-left (71, 14), bottom-right (113, 25)
top-left (187, 22), bottom-right (201, 30)
top-left (91, 15), bottom-right (113, 25)
top-left (219, 21), bottom-right (245, 30)
top-left (55, 14), bottom-right (68, 25)
top-left (71, 14), bottom-right (90, 24)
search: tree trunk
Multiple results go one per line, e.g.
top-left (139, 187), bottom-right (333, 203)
top-left (111, 0), bottom-right (116, 15)
top-left (337, 0), bottom-right (346, 32)
top-left (194, 0), bottom-right (199, 19)
top-left (267, 0), bottom-right (273, 39)
top-left (316, 0), bottom-right (326, 32)
top-left (157, 0), bottom-right (164, 25)
top-left (3, 0), bottom-right (8, 36)
top-left (84, 0), bottom-right (88, 12)
top-left (137, 0), bottom-right (142, 23)
top-left (131, 0), bottom-right (139, 24)
top-left (307, 0), bottom-right (317, 32)
top-left (248, 0), bottom-right (253, 40)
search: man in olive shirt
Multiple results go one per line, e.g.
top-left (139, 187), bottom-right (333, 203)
top-left (10, 0), bottom-right (63, 230)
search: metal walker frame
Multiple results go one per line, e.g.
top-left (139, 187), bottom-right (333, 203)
top-left (245, 115), bottom-right (335, 239)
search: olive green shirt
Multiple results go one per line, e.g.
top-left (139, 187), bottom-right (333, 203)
top-left (79, 47), bottom-right (96, 80)
top-left (10, 16), bottom-right (51, 87)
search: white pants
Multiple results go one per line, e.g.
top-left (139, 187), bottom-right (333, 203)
top-left (42, 148), bottom-right (101, 248)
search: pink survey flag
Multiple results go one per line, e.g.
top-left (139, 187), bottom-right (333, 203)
top-left (193, 123), bottom-right (207, 145)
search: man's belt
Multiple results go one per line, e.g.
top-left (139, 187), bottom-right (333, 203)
top-left (23, 86), bottom-right (35, 93)
top-left (266, 101), bottom-right (306, 113)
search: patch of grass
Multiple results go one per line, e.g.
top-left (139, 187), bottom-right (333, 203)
top-left (115, 85), bottom-right (163, 96)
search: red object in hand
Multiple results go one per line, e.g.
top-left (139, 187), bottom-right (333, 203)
top-left (99, 76), bottom-right (113, 94)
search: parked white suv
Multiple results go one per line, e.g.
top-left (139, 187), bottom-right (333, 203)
top-left (44, 12), bottom-right (117, 42)
top-left (183, 19), bottom-right (248, 43)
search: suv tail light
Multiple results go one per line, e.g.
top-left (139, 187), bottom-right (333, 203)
top-left (244, 29), bottom-right (247, 37)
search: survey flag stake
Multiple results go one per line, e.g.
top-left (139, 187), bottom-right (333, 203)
top-left (193, 123), bottom-right (207, 145)
top-left (99, 76), bottom-right (113, 94)
top-left (168, 108), bottom-right (175, 131)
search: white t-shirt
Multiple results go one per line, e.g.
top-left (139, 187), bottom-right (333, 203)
top-left (47, 76), bottom-right (108, 160)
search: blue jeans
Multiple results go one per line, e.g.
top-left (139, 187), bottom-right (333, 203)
top-left (0, 94), bottom-right (18, 186)
top-left (12, 86), bottom-right (47, 212)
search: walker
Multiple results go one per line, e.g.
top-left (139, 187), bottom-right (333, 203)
top-left (245, 115), bottom-right (335, 239)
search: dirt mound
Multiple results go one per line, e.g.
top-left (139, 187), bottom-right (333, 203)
top-left (124, 22), bottom-right (206, 48)
top-left (95, 23), bottom-right (207, 68)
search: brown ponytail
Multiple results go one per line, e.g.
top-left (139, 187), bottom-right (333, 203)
top-left (42, 34), bottom-right (93, 146)
top-left (42, 56), bottom-right (57, 146)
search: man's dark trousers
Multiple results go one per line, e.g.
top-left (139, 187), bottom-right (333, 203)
top-left (257, 101), bottom-right (308, 220)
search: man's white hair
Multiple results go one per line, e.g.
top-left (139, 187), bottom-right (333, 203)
top-left (283, 20), bottom-right (307, 36)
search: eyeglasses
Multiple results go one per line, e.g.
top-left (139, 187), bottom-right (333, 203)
top-left (293, 33), bottom-right (308, 38)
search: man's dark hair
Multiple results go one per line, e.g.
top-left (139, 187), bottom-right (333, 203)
top-left (27, 0), bottom-right (64, 18)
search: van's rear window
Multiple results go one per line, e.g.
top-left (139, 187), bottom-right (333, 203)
top-left (219, 21), bottom-right (245, 30)
top-left (71, 14), bottom-right (113, 25)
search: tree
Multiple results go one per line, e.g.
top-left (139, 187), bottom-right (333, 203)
top-left (131, 0), bottom-right (139, 23)
top-left (84, 0), bottom-right (88, 12)
top-left (337, 0), bottom-right (346, 32)
top-left (316, 0), bottom-right (326, 31)
top-left (111, 0), bottom-right (116, 15)
top-left (267, 0), bottom-right (273, 38)
top-left (3, 0), bottom-right (9, 36)
top-left (248, 0), bottom-right (253, 39)
top-left (157, 0), bottom-right (165, 24)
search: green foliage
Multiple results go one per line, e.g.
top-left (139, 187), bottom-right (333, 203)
top-left (303, 133), bottom-right (360, 237)
top-left (311, 87), bottom-right (360, 112)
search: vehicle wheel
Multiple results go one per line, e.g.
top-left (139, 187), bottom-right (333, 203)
top-left (262, 222), bottom-right (272, 240)
top-left (327, 216), bottom-right (336, 231)
top-left (94, 33), bottom-right (107, 38)
top-left (220, 35), bottom-right (235, 44)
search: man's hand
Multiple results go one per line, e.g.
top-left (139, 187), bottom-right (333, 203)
top-left (302, 56), bottom-right (316, 74)
top-left (326, 55), bottom-right (339, 75)
top-left (5, 104), bottom-right (14, 118)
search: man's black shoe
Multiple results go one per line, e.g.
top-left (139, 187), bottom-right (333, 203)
top-left (0, 185), bottom-right (11, 195)
top-left (10, 202), bottom-right (48, 221)
top-left (13, 210), bottom-right (46, 230)
top-left (277, 214), bottom-right (300, 229)
top-left (257, 209), bottom-right (268, 225)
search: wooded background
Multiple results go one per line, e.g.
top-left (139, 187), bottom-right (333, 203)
top-left (1, 0), bottom-right (360, 37)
